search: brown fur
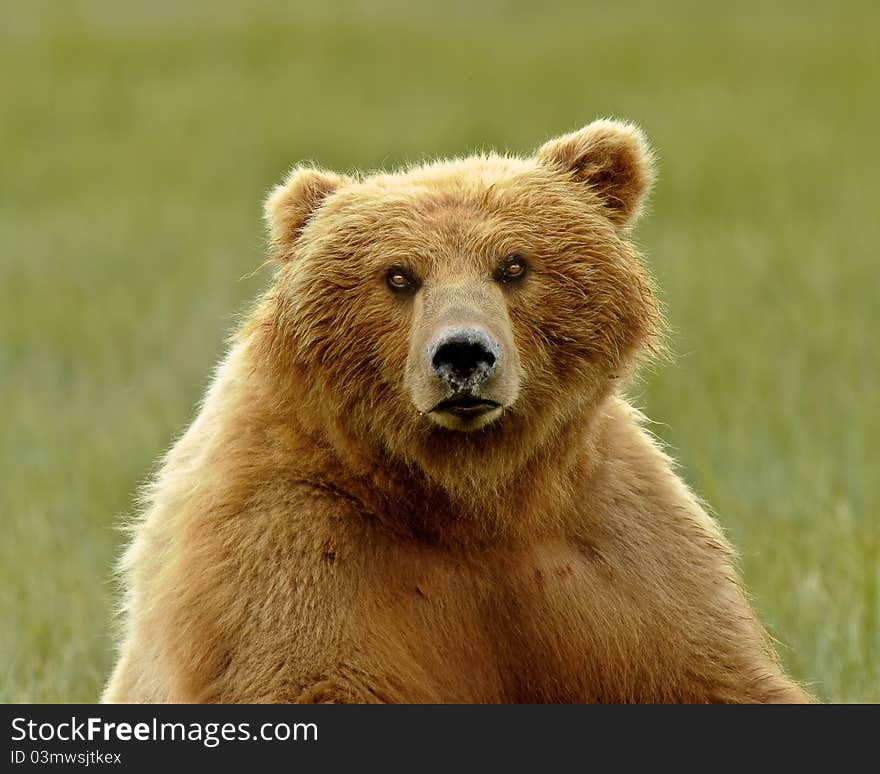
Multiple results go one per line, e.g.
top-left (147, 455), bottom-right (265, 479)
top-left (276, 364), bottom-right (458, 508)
top-left (103, 120), bottom-right (811, 703)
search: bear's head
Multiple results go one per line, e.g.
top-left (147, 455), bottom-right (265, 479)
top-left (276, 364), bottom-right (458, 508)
top-left (257, 120), bottom-right (661, 495)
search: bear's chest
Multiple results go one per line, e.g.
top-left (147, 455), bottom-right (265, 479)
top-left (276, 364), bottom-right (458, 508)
top-left (371, 536), bottom-right (626, 702)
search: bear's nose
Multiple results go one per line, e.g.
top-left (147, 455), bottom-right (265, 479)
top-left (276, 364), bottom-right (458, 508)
top-left (429, 328), bottom-right (499, 390)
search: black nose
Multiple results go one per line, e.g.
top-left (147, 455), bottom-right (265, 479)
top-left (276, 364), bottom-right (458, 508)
top-left (429, 328), bottom-right (499, 390)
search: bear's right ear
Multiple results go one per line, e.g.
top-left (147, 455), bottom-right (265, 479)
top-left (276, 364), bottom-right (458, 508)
top-left (264, 166), bottom-right (347, 258)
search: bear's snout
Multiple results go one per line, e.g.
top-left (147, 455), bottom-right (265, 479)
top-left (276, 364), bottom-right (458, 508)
top-left (429, 327), bottom-right (499, 392)
top-left (404, 283), bottom-right (520, 430)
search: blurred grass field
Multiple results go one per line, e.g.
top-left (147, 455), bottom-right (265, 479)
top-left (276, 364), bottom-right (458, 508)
top-left (1, 1), bottom-right (877, 703)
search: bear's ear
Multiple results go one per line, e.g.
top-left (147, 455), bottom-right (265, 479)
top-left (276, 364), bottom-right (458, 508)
top-left (264, 166), bottom-right (347, 258)
top-left (536, 119), bottom-right (655, 228)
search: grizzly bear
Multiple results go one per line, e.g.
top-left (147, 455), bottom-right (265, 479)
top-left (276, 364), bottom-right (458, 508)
top-left (103, 120), bottom-right (811, 703)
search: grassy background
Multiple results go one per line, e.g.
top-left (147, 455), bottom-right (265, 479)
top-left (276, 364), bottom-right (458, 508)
top-left (2, 0), bottom-right (877, 702)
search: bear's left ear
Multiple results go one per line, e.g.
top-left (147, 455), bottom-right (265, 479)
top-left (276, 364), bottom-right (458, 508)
top-left (264, 165), bottom-right (348, 258)
top-left (536, 119), bottom-right (655, 228)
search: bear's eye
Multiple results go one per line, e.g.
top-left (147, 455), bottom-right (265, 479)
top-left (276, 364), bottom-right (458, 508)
top-left (386, 267), bottom-right (417, 292)
top-left (497, 255), bottom-right (528, 284)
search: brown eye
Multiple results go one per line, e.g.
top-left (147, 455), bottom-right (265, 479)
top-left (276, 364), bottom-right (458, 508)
top-left (498, 255), bottom-right (527, 283)
top-left (387, 268), bottom-right (416, 291)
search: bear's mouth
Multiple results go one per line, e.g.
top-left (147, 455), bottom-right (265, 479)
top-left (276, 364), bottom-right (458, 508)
top-left (430, 395), bottom-right (501, 418)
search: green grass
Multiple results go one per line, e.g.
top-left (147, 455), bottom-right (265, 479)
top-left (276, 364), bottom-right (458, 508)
top-left (2, 0), bottom-right (877, 703)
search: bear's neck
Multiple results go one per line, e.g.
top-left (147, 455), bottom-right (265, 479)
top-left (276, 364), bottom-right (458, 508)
top-left (235, 333), bottom-right (617, 545)
top-left (284, 387), bottom-right (614, 547)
